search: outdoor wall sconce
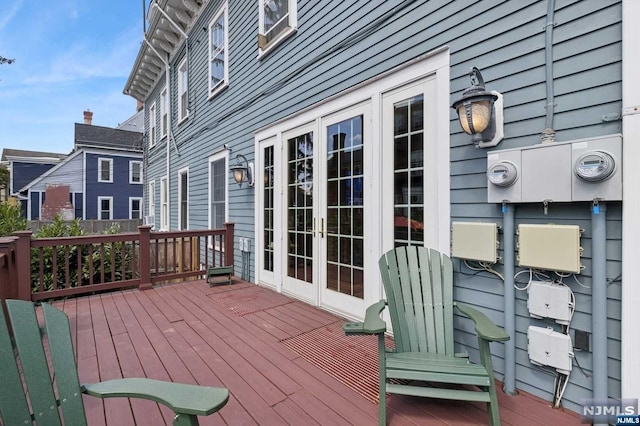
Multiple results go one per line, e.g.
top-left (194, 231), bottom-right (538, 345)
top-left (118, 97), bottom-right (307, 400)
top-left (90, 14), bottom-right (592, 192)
top-left (230, 154), bottom-right (254, 187)
top-left (452, 67), bottom-right (504, 149)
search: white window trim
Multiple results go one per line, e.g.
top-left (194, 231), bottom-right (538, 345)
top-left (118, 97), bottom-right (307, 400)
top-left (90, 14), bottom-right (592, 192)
top-left (208, 3), bottom-right (229, 99)
top-left (147, 180), bottom-right (156, 226)
top-left (160, 87), bottom-right (168, 139)
top-left (178, 58), bottom-right (189, 123)
top-left (178, 167), bottom-right (189, 230)
top-left (129, 197), bottom-right (143, 220)
top-left (129, 160), bottom-right (143, 184)
top-left (208, 151), bottom-right (229, 248)
top-left (149, 102), bottom-right (157, 148)
top-left (98, 157), bottom-right (113, 183)
top-left (97, 196), bottom-right (113, 220)
top-left (258, 0), bottom-right (297, 58)
top-left (160, 176), bottom-right (168, 230)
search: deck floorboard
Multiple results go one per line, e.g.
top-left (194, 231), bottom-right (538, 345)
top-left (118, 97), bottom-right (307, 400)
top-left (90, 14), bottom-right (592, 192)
top-left (63, 279), bottom-right (582, 425)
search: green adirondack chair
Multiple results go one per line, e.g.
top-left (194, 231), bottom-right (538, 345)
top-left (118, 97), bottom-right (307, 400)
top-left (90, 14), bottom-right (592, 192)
top-left (343, 246), bottom-right (509, 426)
top-left (0, 299), bottom-right (229, 426)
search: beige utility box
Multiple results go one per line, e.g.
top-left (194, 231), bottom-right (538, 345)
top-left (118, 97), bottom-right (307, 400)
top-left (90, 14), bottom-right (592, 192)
top-left (451, 222), bottom-right (499, 263)
top-left (517, 224), bottom-right (582, 273)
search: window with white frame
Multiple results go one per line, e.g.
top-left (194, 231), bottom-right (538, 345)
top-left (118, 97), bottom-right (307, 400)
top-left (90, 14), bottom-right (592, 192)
top-left (209, 4), bottom-right (229, 97)
top-left (178, 58), bottom-right (189, 122)
top-left (160, 176), bottom-right (168, 230)
top-left (98, 158), bottom-right (113, 183)
top-left (148, 180), bottom-right (156, 225)
top-left (178, 168), bottom-right (189, 230)
top-left (149, 102), bottom-right (157, 147)
top-left (98, 196), bottom-right (113, 220)
top-left (160, 87), bottom-right (168, 138)
top-left (130, 197), bottom-right (142, 219)
top-left (130, 161), bottom-right (143, 184)
top-left (209, 153), bottom-right (227, 232)
top-left (258, 0), bottom-right (297, 54)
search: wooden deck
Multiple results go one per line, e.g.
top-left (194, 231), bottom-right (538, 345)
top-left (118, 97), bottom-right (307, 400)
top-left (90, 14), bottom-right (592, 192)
top-left (53, 279), bottom-right (582, 425)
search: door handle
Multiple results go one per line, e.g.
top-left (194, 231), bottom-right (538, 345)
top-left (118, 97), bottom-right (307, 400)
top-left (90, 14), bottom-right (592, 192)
top-left (320, 218), bottom-right (325, 238)
top-left (312, 218), bottom-right (316, 237)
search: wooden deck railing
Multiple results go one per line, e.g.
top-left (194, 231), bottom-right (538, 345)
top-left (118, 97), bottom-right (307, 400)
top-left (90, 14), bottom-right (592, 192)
top-left (0, 224), bottom-right (234, 301)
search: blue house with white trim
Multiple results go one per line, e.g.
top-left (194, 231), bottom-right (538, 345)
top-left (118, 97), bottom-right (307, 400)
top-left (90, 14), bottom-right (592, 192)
top-left (124, 0), bottom-right (640, 417)
top-left (20, 112), bottom-right (144, 221)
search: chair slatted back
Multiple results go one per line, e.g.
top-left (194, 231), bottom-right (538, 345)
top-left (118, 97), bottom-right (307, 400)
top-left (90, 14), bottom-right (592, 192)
top-left (379, 246), bottom-right (455, 355)
top-left (0, 300), bottom-right (87, 425)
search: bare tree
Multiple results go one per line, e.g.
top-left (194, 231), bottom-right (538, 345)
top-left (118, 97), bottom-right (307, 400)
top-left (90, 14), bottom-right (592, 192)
top-left (0, 56), bottom-right (15, 65)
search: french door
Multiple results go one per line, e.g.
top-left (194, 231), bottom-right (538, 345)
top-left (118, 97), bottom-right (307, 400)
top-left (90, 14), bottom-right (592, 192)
top-left (274, 104), bottom-right (371, 316)
top-left (255, 59), bottom-right (449, 321)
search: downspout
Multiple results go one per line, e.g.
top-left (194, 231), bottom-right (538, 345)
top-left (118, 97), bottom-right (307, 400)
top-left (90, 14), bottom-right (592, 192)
top-left (541, 0), bottom-right (556, 144)
top-left (591, 201), bottom-right (608, 426)
top-left (165, 59), bottom-right (171, 229)
top-left (152, 1), bottom-right (187, 156)
top-left (502, 203), bottom-right (517, 395)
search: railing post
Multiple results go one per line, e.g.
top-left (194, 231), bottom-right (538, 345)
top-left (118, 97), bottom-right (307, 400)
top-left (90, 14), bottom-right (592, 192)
top-left (138, 225), bottom-right (153, 290)
top-left (224, 222), bottom-right (235, 268)
top-left (13, 231), bottom-right (33, 301)
top-left (0, 237), bottom-right (17, 300)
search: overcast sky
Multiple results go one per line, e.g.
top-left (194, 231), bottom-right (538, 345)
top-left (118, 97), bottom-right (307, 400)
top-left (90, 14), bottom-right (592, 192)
top-left (0, 0), bottom-right (147, 154)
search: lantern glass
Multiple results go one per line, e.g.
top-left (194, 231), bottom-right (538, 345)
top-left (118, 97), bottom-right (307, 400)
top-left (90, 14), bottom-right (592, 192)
top-left (233, 168), bottom-right (245, 184)
top-left (457, 99), bottom-right (492, 135)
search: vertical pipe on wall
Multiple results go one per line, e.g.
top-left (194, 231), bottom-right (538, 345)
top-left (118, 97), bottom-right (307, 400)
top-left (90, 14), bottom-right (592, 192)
top-left (502, 203), bottom-right (517, 395)
top-left (591, 201), bottom-right (608, 424)
top-left (543, 0), bottom-right (556, 132)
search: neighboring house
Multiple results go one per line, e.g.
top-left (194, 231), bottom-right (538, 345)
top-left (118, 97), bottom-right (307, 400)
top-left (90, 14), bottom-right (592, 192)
top-left (0, 148), bottom-right (67, 216)
top-left (20, 111), bottom-right (144, 220)
top-left (124, 0), bottom-right (639, 416)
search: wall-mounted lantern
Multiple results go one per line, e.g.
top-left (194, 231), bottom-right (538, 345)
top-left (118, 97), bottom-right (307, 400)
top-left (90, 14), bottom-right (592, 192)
top-left (452, 67), bottom-right (504, 149)
top-left (230, 154), bottom-right (254, 187)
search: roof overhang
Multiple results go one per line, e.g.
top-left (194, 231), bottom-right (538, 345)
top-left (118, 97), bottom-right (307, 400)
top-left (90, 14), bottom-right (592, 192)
top-left (123, 0), bottom-right (209, 102)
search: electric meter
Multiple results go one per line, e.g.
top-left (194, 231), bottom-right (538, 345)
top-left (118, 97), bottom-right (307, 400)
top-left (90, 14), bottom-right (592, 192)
top-left (574, 150), bottom-right (616, 182)
top-left (487, 161), bottom-right (518, 187)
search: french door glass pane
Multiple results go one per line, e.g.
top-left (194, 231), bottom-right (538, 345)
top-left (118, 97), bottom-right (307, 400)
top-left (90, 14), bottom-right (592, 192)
top-left (393, 95), bottom-right (424, 246)
top-left (263, 146), bottom-right (275, 272)
top-left (287, 132), bottom-right (313, 283)
top-left (326, 115), bottom-right (364, 299)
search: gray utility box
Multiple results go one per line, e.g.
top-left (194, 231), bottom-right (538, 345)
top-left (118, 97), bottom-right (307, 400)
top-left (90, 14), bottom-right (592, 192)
top-left (487, 134), bottom-right (622, 204)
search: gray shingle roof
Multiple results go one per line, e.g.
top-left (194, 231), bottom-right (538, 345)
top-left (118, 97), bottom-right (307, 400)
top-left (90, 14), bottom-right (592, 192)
top-left (74, 123), bottom-right (143, 152)
top-left (1, 148), bottom-right (68, 161)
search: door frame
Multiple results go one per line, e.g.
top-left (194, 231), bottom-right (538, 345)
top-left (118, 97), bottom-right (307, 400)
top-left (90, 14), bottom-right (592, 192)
top-left (254, 47), bottom-right (451, 320)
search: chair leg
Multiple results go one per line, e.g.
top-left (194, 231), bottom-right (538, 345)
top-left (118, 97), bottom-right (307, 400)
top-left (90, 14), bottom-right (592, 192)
top-left (478, 338), bottom-right (501, 426)
top-left (487, 383), bottom-right (501, 426)
top-left (378, 334), bottom-right (386, 426)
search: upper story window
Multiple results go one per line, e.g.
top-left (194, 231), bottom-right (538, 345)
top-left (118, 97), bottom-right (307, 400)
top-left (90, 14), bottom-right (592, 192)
top-left (149, 102), bottom-right (157, 147)
top-left (178, 58), bottom-right (189, 122)
top-left (130, 160), bottom-right (143, 184)
top-left (258, 0), bottom-right (297, 55)
top-left (160, 87), bottom-right (168, 138)
top-left (98, 158), bottom-right (113, 183)
top-left (209, 3), bottom-right (229, 98)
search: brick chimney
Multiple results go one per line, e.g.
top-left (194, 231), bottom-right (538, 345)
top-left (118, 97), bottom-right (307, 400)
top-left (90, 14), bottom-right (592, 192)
top-left (83, 109), bottom-right (93, 125)
top-left (137, 100), bottom-right (144, 112)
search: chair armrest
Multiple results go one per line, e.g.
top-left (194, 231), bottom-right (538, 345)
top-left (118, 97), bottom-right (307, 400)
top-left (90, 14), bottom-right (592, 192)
top-left (82, 378), bottom-right (229, 416)
top-left (455, 302), bottom-right (510, 342)
top-left (342, 300), bottom-right (387, 335)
